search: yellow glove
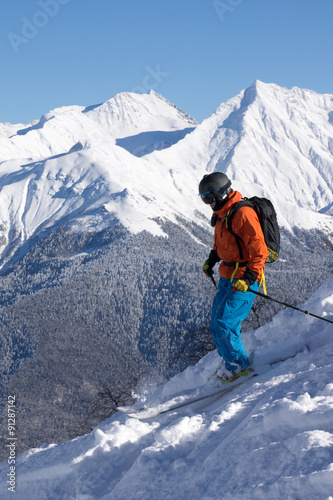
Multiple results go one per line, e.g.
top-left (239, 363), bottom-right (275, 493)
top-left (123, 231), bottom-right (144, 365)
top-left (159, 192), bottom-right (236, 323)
top-left (203, 260), bottom-right (214, 277)
top-left (233, 279), bottom-right (249, 293)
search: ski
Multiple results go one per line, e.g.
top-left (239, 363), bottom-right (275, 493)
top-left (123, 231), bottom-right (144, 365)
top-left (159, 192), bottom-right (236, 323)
top-left (118, 345), bottom-right (309, 419)
top-left (119, 371), bottom-right (257, 419)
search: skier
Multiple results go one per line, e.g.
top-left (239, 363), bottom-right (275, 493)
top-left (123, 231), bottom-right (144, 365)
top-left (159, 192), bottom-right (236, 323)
top-left (199, 172), bottom-right (268, 381)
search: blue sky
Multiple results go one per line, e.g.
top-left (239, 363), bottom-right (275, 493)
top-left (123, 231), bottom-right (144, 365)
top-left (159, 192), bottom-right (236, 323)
top-left (1, 0), bottom-right (333, 124)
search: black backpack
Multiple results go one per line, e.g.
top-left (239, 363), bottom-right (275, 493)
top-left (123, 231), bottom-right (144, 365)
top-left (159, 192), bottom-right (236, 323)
top-left (225, 196), bottom-right (280, 264)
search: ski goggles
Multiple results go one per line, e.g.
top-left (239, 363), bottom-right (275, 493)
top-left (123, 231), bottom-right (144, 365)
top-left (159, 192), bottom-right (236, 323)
top-left (199, 188), bottom-right (221, 205)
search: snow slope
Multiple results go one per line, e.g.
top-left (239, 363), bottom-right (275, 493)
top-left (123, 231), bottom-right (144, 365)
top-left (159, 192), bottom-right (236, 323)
top-left (0, 81), bottom-right (332, 268)
top-left (1, 278), bottom-right (332, 499)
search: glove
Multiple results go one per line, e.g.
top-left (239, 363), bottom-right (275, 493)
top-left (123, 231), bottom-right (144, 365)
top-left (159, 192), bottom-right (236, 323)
top-left (203, 259), bottom-right (214, 277)
top-left (233, 268), bottom-right (258, 292)
top-left (203, 249), bottom-right (220, 277)
top-left (233, 279), bottom-right (250, 293)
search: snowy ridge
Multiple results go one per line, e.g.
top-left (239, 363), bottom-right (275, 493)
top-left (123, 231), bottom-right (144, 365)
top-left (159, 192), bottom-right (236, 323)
top-left (0, 90), bottom-right (197, 162)
top-left (0, 142), bottom-right (201, 267)
top-left (84, 90), bottom-right (197, 139)
top-left (2, 278), bottom-right (333, 499)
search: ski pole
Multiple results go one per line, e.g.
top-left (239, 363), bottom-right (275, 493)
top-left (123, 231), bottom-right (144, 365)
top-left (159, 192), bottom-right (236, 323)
top-left (210, 274), bottom-right (217, 289)
top-left (249, 289), bottom-right (333, 325)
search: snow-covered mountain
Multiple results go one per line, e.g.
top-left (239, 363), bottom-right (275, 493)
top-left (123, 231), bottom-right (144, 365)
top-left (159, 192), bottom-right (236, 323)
top-left (1, 278), bottom-right (332, 499)
top-left (0, 90), bottom-right (198, 265)
top-left (149, 80), bottom-right (333, 229)
top-left (0, 90), bottom-right (196, 161)
top-left (0, 81), bottom-right (332, 270)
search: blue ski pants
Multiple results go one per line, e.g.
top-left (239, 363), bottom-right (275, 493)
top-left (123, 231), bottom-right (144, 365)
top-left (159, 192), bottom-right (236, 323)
top-left (210, 277), bottom-right (259, 371)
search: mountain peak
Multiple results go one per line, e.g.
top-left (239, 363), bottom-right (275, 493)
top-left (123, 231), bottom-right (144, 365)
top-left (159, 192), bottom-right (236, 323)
top-left (249, 79), bottom-right (270, 91)
top-left (84, 89), bottom-right (197, 139)
top-left (243, 80), bottom-right (285, 105)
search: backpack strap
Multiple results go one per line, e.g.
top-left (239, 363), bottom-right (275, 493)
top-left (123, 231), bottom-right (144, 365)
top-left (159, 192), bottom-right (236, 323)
top-left (230, 262), bottom-right (239, 282)
top-left (225, 200), bottom-right (250, 261)
top-left (259, 269), bottom-right (267, 295)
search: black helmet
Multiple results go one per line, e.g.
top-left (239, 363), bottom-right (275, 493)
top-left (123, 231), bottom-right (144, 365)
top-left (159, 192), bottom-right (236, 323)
top-left (198, 172), bottom-right (232, 206)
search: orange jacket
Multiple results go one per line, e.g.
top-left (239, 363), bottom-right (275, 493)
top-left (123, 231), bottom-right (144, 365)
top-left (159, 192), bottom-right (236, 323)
top-left (213, 190), bottom-right (269, 281)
